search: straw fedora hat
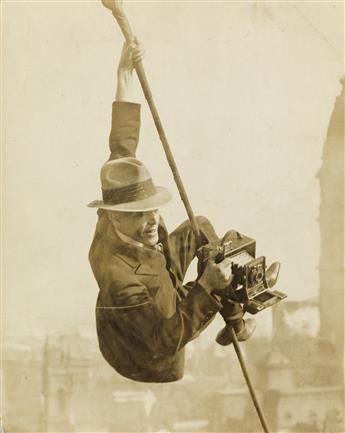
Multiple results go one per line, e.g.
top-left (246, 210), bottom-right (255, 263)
top-left (88, 157), bottom-right (172, 212)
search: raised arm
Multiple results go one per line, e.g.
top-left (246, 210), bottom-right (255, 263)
top-left (115, 41), bottom-right (144, 102)
top-left (108, 42), bottom-right (145, 160)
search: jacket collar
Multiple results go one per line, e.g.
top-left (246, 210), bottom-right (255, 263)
top-left (106, 221), bottom-right (171, 276)
top-left (115, 228), bottom-right (144, 248)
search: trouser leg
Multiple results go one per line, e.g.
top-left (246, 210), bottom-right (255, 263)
top-left (168, 216), bottom-right (218, 283)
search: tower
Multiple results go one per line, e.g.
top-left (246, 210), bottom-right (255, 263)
top-left (317, 79), bottom-right (344, 374)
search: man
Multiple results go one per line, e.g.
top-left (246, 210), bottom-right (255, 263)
top-left (88, 42), bottom-right (255, 383)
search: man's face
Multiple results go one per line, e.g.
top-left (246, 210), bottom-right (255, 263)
top-left (109, 209), bottom-right (160, 247)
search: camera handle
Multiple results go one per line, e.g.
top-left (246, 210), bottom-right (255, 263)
top-left (103, 2), bottom-right (270, 432)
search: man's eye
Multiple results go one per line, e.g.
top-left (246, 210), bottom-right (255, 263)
top-left (129, 212), bottom-right (143, 219)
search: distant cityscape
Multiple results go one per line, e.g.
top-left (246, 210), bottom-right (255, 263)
top-left (2, 297), bottom-right (344, 433)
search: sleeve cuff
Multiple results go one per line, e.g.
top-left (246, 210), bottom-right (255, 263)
top-left (112, 101), bottom-right (141, 123)
top-left (193, 282), bottom-right (223, 311)
top-left (113, 101), bottom-right (141, 109)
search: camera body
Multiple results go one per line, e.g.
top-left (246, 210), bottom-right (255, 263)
top-left (199, 230), bottom-right (287, 314)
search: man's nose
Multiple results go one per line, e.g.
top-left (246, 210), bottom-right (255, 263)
top-left (147, 210), bottom-right (160, 224)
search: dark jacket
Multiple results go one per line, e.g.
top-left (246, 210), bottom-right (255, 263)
top-left (89, 102), bottom-right (221, 382)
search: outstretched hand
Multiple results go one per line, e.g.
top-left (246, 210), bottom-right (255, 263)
top-left (118, 39), bottom-right (145, 75)
top-left (115, 39), bottom-right (145, 102)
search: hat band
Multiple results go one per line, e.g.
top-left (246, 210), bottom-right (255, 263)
top-left (102, 179), bottom-right (156, 205)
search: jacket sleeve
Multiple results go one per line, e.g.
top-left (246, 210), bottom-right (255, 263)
top-left (100, 277), bottom-right (222, 358)
top-left (108, 101), bottom-right (141, 160)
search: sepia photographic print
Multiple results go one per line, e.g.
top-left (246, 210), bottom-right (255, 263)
top-left (2, 1), bottom-right (344, 432)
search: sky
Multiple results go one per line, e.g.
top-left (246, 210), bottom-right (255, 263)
top-left (3, 1), bottom-right (344, 340)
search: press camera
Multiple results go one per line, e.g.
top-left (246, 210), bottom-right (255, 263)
top-left (198, 230), bottom-right (287, 314)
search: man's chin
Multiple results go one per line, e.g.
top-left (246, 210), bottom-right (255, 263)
top-left (142, 234), bottom-right (159, 247)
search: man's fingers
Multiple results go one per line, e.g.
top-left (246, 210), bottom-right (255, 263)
top-left (132, 49), bottom-right (145, 63)
top-left (219, 261), bottom-right (233, 273)
top-left (200, 258), bottom-right (234, 291)
top-left (222, 256), bottom-right (234, 266)
top-left (121, 42), bottom-right (132, 58)
top-left (123, 39), bottom-right (144, 64)
top-left (129, 37), bottom-right (141, 50)
top-left (118, 41), bottom-right (145, 70)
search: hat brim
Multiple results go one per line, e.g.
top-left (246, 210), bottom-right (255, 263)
top-left (87, 186), bottom-right (172, 212)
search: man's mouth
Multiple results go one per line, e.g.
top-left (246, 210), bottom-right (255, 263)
top-left (144, 227), bottom-right (158, 236)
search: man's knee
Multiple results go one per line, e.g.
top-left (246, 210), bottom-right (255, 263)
top-left (171, 216), bottom-right (217, 242)
top-left (195, 216), bottom-right (218, 243)
top-left (195, 215), bottom-right (212, 226)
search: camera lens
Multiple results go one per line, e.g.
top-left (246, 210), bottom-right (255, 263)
top-left (250, 265), bottom-right (264, 285)
top-left (256, 269), bottom-right (263, 282)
